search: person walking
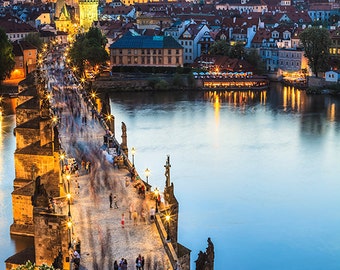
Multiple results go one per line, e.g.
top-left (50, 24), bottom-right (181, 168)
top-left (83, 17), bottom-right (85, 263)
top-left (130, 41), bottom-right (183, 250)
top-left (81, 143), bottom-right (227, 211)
top-left (113, 194), bottom-right (119, 209)
top-left (135, 254), bottom-right (142, 270)
top-left (132, 210), bottom-right (138, 226)
top-left (109, 193), bottom-right (113, 208)
top-left (121, 213), bottom-right (125, 228)
top-left (114, 260), bottom-right (119, 270)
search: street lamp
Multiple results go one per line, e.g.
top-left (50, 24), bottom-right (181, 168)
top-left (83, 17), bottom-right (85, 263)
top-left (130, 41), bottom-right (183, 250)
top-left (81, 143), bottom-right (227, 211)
top-left (145, 168), bottom-right (150, 184)
top-left (67, 218), bottom-right (73, 248)
top-left (67, 192), bottom-right (71, 217)
top-left (165, 214), bottom-right (170, 241)
top-left (131, 147), bottom-right (135, 166)
top-left (154, 187), bottom-right (159, 213)
top-left (66, 174), bottom-right (71, 217)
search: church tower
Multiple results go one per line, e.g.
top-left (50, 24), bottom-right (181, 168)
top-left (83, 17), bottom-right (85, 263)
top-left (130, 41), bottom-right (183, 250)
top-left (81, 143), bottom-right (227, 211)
top-left (78, 0), bottom-right (99, 30)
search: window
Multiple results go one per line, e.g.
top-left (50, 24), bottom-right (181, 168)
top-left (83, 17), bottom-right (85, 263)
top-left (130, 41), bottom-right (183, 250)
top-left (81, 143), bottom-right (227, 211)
top-left (153, 56), bottom-right (156, 64)
top-left (153, 50), bottom-right (156, 54)
top-left (158, 57), bottom-right (162, 64)
top-left (176, 57), bottom-right (179, 64)
top-left (119, 49), bottom-right (122, 54)
top-left (142, 50), bottom-right (145, 55)
top-left (147, 57), bottom-right (150, 64)
top-left (119, 56), bottom-right (123, 64)
top-left (168, 57), bottom-right (172, 64)
top-left (141, 57), bottom-right (145, 64)
top-left (158, 49), bottom-right (161, 54)
top-left (168, 49), bottom-right (172, 54)
top-left (128, 49), bottom-right (131, 54)
top-left (112, 56), bottom-right (116, 64)
top-left (147, 49), bottom-right (150, 54)
top-left (134, 57), bottom-right (138, 64)
top-left (134, 49), bottom-right (137, 54)
top-left (176, 49), bottom-right (179, 54)
top-left (127, 56), bottom-right (131, 64)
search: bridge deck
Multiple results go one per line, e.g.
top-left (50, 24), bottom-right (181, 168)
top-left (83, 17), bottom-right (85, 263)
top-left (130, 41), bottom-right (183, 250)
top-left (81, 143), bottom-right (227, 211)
top-left (47, 47), bottom-right (171, 270)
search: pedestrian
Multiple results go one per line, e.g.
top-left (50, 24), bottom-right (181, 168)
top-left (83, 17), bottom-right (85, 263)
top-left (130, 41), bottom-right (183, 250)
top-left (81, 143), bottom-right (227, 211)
top-left (141, 256), bottom-right (145, 270)
top-left (149, 207), bottom-right (155, 222)
top-left (109, 193), bottom-right (113, 208)
top-left (122, 258), bottom-right (128, 270)
top-left (141, 208), bottom-right (147, 225)
top-left (132, 210), bottom-right (138, 226)
top-left (129, 203), bottom-right (134, 220)
top-left (59, 201), bottom-right (64, 214)
top-left (136, 254), bottom-right (142, 270)
top-left (114, 260), bottom-right (119, 270)
top-left (113, 194), bottom-right (118, 209)
top-left (121, 213), bottom-right (125, 228)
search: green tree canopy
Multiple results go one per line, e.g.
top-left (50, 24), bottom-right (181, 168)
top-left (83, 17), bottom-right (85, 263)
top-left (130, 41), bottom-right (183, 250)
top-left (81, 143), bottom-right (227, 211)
top-left (244, 49), bottom-right (266, 75)
top-left (299, 27), bottom-right (331, 77)
top-left (208, 40), bottom-right (230, 56)
top-left (69, 27), bottom-right (109, 73)
top-left (0, 27), bottom-right (15, 85)
top-left (23, 33), bottom-right (43, 51)
top-left (229, 42), bottom-right (245, 59)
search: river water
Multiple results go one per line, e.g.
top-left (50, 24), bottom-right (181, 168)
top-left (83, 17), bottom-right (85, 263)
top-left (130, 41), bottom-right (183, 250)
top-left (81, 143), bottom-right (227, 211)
top-left (2, 83), bottom-right (340, 269)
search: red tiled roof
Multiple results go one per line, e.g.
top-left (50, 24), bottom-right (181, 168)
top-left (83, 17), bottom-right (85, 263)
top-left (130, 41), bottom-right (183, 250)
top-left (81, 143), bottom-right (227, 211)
top-left (0, 17), bottom-right (37, 34)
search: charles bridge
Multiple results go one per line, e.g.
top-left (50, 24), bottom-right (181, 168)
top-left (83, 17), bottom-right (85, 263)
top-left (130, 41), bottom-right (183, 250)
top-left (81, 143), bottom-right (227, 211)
top-left (4, 44), bottom-right (214, 270)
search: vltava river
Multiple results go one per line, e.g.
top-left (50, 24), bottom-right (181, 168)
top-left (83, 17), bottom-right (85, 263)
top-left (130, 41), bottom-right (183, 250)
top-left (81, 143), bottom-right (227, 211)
top-left (2, 83), bottom-right (340, 269)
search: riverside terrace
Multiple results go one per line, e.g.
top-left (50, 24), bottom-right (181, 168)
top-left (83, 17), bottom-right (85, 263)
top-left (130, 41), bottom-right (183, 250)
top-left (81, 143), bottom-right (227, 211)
top-left (193, 72), bottom-right (269, 90)
top-left (5, 44), bottom-right (194, 270)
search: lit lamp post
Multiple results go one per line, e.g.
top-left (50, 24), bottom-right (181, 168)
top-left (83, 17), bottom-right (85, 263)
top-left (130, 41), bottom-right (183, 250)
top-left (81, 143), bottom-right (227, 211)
top-left (131, 147), bottom-right (135, 167)
top-left (145, 168), bottom-right (150, 184)
top-left (66, 174), bottom-right (71, 217)
top-left (67, 218), bottom-right (73, 248)
top-left (67, 192), bottom-right (71, 217)
top-left (154, 187), bottom-right (159, 213)
top-left (165, 214), bottom-right (170, 241)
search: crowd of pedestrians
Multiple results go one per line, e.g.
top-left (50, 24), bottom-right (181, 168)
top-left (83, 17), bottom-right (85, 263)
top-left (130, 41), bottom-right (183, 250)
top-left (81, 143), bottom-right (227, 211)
top-left (42, 44), bottom-right (171, 270)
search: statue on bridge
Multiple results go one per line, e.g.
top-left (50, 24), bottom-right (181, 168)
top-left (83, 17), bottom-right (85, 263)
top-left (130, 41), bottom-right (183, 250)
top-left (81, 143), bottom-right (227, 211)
top-left (195, 237), bottom-right (214, 270)
top-left (31, 176), bottom-right (49, 208)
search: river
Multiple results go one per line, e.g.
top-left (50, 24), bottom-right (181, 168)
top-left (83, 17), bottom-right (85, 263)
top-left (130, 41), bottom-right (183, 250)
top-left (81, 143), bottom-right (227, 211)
top-left (2, 83), bottom-right (340, 269)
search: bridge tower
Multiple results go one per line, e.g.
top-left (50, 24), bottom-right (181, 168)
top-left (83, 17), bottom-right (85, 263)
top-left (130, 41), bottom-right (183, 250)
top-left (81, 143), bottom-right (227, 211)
top-left (78, 0), bottom-right (98, 30)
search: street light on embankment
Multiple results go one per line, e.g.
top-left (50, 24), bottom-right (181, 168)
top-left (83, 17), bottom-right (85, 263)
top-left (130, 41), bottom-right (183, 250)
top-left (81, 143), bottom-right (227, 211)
top-left (165, 214), bottom-right (170, 241)
top-left (131, 147), bottom-right (135, 167)
top-left (145, 168), bottom-right (150, 184)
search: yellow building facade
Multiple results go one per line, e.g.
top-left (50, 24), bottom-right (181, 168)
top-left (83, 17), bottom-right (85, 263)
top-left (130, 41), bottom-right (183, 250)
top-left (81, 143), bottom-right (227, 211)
top-left (79, 0), bottom-right (99, 30)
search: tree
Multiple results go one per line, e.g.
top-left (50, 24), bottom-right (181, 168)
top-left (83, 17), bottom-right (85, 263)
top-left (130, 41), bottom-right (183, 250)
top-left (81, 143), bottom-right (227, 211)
top-left (0, 27), bottom-right (15, 86)
top-left (23, 33), bottom-right (43, 51)
top-left (208, 40), bottom-right (230, 56)
top-left (299, 27), bottom-right (331, 77)
top-left (69, 27), bottom-right (109, 74)
top-left (244, 49), bottom-right (266, 75)
top-left (230, 42), bottom-right (245, 59)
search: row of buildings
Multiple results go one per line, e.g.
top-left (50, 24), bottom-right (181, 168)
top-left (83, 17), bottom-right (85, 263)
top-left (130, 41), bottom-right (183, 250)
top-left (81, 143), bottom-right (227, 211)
top-left (0, 0), bottom-right (339, 82)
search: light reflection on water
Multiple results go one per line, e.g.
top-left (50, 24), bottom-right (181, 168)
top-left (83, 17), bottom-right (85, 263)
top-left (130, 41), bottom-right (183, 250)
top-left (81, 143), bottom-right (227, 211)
top-left (109, 85), bottom-right (340, 270)
top-left (0, 109), bottom-right (34, 269)
top-left (2, 86), bottom-right (340, 269)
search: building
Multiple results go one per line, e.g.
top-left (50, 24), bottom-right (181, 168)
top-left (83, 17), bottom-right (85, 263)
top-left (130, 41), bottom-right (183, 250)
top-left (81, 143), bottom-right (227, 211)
top-left (0, 15), bottom-right (38, 42)
top-left (78, 0), bottom-right (99, 30)
top-left (325, 70), bottom-right (340, 83)
top-left (8, 40), bottom-right (37, 80)
top-left (178, 23), bottom-right (210, 64)
top-left (110, 31), bottom-right (183, 67)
